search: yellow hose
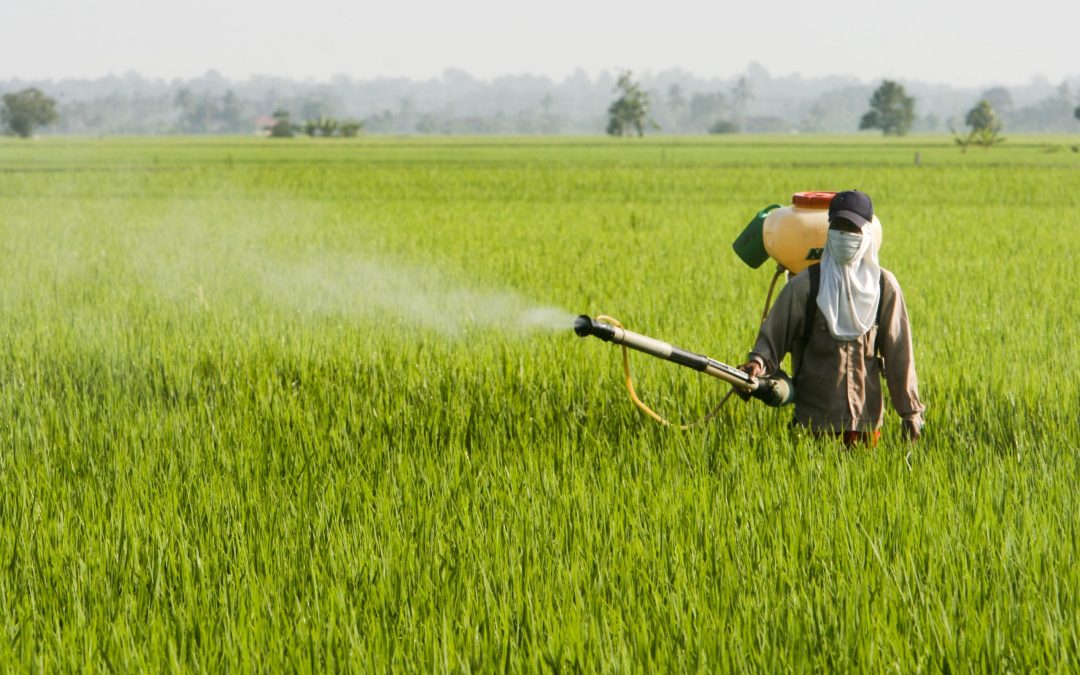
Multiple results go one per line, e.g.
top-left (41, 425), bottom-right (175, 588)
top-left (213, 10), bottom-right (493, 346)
top-left (760, 265), bottom-right (786, 324)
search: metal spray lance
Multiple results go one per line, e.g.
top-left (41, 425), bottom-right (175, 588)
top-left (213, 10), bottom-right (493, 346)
top-left (573, 315), bottom-right (794, 409)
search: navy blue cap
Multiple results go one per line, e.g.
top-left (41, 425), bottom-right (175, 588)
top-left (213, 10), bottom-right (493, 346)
top-left (829, 190), bottom-right (873, 229)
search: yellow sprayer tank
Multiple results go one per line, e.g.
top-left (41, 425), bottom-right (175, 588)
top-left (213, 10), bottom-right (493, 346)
top-left (759, 192), bottom-right (881, 274)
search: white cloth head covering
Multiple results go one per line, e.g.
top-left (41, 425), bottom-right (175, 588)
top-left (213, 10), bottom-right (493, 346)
top-left (816, 223), bottom-right (881, 341)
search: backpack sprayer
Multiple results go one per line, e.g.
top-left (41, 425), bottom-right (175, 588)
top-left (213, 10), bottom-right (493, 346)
top-left (575, 191), bottom-right (883, 428)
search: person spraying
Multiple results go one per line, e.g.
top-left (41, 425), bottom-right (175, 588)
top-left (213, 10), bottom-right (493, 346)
top-left (738, 190), bottom-right (925, 445)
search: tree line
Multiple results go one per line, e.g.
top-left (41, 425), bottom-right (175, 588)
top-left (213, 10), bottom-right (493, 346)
top-left (605, 71), bottom-right (1080, 148)
top-left (263, 110), bottom-right (363, 138)
top-left (4, 68), bottom-right (1080, 138)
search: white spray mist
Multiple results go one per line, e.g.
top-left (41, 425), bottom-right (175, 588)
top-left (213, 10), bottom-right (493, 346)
top-left (262, 257), bottom-right (576, 337)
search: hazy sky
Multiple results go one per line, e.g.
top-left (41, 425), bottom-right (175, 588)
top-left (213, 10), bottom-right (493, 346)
top-left (3, 0), bottom-right (1077, 87)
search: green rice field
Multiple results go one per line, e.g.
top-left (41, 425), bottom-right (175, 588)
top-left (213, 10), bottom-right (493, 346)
top-left (0, 135), bottom-right (1078, 671)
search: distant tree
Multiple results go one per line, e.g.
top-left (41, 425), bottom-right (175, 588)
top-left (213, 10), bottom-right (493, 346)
top-left (859, 80), bottom-right (916, 136)
top-left (268, 109), bottom-right (296, 138)
top-left (2, 88), bottom-right (59, 138)
top-left (339, 119), bottom-right (363, 137)
top-left (954, 99), bottom-right (1005, 151)
top-left (606, 71), bottom-right (650, 137)
top-left (707, 120), bottom-right (737, 134)
top-left (317, 116), bottom-right (338, 137)
top-left (302, 116), bottom-right (338, 137)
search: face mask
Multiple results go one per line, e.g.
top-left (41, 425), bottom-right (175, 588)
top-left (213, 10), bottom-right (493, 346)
top-left (826, 230), bottom-right (863, 265)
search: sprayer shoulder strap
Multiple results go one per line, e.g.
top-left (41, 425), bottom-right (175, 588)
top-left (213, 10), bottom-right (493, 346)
top-left (795, 264), bottom-right (886, 381)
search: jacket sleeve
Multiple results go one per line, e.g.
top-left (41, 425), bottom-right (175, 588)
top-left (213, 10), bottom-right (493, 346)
top-left (748, 272), bottom-right (807, 375)
top-left (878, 271), bottom-right (925, 427)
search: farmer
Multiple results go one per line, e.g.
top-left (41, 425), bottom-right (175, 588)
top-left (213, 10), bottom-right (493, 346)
top-left (739, 190), bottom-right (924, 445)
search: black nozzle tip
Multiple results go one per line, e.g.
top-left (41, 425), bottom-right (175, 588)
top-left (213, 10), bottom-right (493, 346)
top-left (574, 315), bottom-right (593, 337)
top-left (574, 315), bottom-right (617, 341)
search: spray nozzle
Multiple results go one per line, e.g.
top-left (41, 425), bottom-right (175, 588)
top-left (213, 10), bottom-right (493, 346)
top-left (574, 315), bottom-right (617, 341)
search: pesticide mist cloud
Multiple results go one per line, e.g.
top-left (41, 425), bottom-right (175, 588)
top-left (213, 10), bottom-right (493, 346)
top-left (262, 257), bottom-right (576, 337)
top-left (123, 197), bottom-right (574, 340)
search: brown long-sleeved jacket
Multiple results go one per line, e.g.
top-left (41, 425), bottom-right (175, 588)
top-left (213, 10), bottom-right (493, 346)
top-left (748, 267), bottom-right (925, 432)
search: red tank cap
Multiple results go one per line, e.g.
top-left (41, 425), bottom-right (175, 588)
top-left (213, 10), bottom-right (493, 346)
top-left (792, 191), bottom-right (836, 208)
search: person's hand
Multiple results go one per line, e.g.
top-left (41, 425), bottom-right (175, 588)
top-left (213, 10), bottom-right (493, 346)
top-left (902, 419), bottom-right (922, 442)
top-left (735, 360), bottom-right (763, 401)
top-left (738, 360), bottom-right (763, 379)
